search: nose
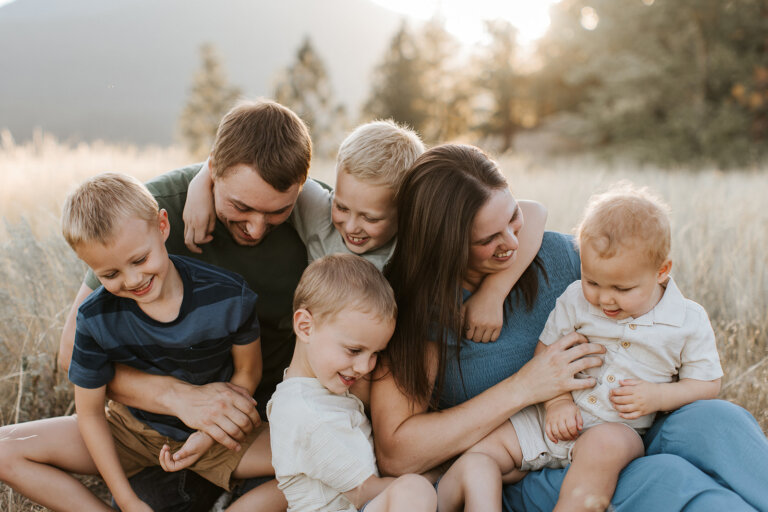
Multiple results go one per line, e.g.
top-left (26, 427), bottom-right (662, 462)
top-left (345, 215), bottom-right (360, 235)
top-left (353, 354), bottom-right (376, 375)
top-left (502, 226), bottom-right (519, 251)
top-left (599, 289), bottom-right (615, 305)
top-left (124, 268), bottom-right (143, 288)
top-left (245, 215), bottom-right (268, 240)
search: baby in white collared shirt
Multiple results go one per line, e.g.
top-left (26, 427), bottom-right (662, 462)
top-left (436, 183), bottom-right (723, 512)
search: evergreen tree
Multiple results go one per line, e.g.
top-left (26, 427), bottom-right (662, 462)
top-left (364, 22), bottom-right (429, 135)
top-left (535, 0), bottom-right (768, 166)
top-left (274, 37), bottom-right (346, 157)
top-left (178, 43), bottom-right (241, 160)
top-left (417, 17), bottom-right (473, 143)
top-left (474, 20), bottom-right (524, 152)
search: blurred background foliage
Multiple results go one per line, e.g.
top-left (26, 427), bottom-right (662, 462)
top-left (181, 0), bottom-right (767, 168)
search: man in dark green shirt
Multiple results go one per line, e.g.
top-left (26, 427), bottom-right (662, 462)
top-left (58, 100), bottom-right (311, 511)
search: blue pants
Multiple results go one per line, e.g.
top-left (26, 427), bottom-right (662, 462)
top-left (503, 400), bottom-right (768, 511)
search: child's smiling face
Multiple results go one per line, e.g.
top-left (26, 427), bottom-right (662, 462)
top-left (295, 307), bottom-right (394, 395)
top-left (331, 171), bottom-right (398, 255)
top-left (580, 240), bottom-right (672, 321)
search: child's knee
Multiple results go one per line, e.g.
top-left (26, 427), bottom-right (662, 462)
top-left (388, 474), bottom-right (437, 507)
top-left (574, 424), bottom-right (643, 465)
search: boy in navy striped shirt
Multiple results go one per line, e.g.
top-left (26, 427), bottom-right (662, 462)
top-left (0, 173), bottom-right (282, 511)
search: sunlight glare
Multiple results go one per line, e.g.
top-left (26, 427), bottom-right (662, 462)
top-left (370, 0), bottom-right (558, 46)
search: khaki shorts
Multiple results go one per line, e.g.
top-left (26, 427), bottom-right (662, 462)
top-left (105, 401), bottom-right (258, 490)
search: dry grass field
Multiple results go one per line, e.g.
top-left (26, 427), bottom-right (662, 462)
top-left (1, 132), bottom-right (766, 510)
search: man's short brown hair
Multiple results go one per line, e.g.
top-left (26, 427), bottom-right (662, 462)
top-left (210, 99), bottom-right (312, 191)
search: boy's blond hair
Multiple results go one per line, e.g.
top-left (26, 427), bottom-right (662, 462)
top-left (293, 253), bottom-right (397, 325)
top-left (62, 173), bottom-right (159, 250)
top-left (210, 99), bottom-right (312, 191)
top-left (336, 120), bottom-right (424, 197)
top-left (577, 182), bottom-right (671, 268)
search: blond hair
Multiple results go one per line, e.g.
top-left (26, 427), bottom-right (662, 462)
top-left (210, 99), bottom-right (312, 191)
top-left (61, 173), bottom-right (159, 249)
top-left (336, 120), bottom-right (425, 197)
top-left (577, 182), bottom-right (671, 268)
top-left (293, 253), bottom-right (397, 325)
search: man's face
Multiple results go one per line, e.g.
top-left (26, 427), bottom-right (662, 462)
top-left (212, 163), bottom-right (301, 246)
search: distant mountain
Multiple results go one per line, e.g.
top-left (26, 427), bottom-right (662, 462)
top-left (0, 0), bottom-right (406, 145)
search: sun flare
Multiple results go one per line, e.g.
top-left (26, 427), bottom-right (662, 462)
top-left (370, 0), bottom-right (557, 45)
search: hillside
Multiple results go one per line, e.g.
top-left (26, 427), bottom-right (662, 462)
top-left (0, 0), bottom-right (405, 144)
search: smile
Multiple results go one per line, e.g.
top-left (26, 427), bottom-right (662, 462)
top-left (338, 373), bottom-right (357, 386)
top-left (346, 234), bottom-right (369, 245)
top-left (128, 277), bottom-right (154, 296)
top-left (493, 249), bottom-right (514, 259)
top-left (603, 308), bottom-right (621, 317)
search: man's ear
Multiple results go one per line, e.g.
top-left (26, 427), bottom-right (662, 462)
top-left (158, 209), bottom-right (170, 241)
top-left (657, 259), bottom-right (672, 283)
top-left (293, 308), bottom-right (313, 342)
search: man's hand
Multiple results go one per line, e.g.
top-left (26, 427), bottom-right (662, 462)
top-left (545, 399), bottom-right (582, 442)
top-left (610, 379), bottom-right (660, 419)
top-left (159, 431), bottom-right (215, 472)
top-left (173, 381), bottom-right (261, 450)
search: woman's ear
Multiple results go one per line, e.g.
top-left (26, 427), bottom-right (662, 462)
top-left (293, 308), bottom-right (313, 342)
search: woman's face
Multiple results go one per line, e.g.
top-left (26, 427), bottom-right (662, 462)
top-left (464, 187), bottom-right (524, 290)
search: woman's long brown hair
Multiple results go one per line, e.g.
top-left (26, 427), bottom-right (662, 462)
top-left (384, 144), bottom-right (542, 408)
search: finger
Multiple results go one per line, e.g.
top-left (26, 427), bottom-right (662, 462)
top-left (620, 379), bottom-right (640, 386)
top-left (610, 386), bottom-right (632, 397)
top-left (566, 417), bottom-right (579, 439)
top-left (569, 376), bottom-right (597, 391)
top-left (576, 411), bottom-right (583, 431)
top-left (481, 329), bottom-right (493, 344)
top-left (184, 227), bottom-right (203, 254)
top-left (619, 411), bottom-right (642, 420)
top-left (555, 332), bottom-right (589, 350)
top-left (194, 230), bottom-right (213, 245)
top-left (546, 423), bottom-right (557, 444)
top-left (204, 425), bottom-right (241, 451)
top-left (489, 328), bottom-right (501, 342)
top-left (610, 395), bottom-right (633, 405)
top-left (206, 215), bottom-right (216, 235)
top-left (567, 342), bottom-right (606, 361)
top-left (464, 325), bottom-right (475, 341)
top-left (571, 356), bottom-right (604, 375)
top-left (613, 403), bottom-right (636, 413)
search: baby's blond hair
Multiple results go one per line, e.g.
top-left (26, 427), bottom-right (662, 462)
top-left (577, 182), bottom-right (671, 268)
top-left (336, 120), bottom-right (424, 198)
top-left (293, 254), bottom-right (397, 325)
top-left (62, 173), bottom-right (159, 249)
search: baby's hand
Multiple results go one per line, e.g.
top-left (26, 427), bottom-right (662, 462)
top-left (545, 399), bottom-right (582, 443)
top-left (182, 161), bottom-right (217, 254)
top-left (159, 431), bottom-right (215, 472)
top-left (610, 379), bottom-right (660, 419)
top-left (461, 290), bottom-right (504, 343)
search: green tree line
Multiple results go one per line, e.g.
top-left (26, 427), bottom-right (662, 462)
top-left (180, 0), bottom-right (768, 167)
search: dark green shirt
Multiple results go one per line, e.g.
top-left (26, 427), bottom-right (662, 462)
top-left (84, 164), bottom-right (307, 410)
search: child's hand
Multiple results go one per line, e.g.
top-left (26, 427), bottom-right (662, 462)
top-left (159, 431), bottom-right (215, 472)
top-left (545, 400), bottom-right (583, 443)
top-left (182, 161), bottom-right (217, 253)
top-left (610, 379), bottom-right (661, 419)
top-left (461, 291), bottom-right (504, 343)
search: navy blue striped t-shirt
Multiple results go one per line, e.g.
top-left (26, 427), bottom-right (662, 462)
top-left (69, 254), bottom-right (260, 441)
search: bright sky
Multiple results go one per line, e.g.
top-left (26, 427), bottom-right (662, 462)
top-left (370, 0), bottom-right (559, 45)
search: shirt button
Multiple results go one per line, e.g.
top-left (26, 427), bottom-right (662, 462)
top-left (621, 341), bottom-right (631, 349)
top-left (607, 375), bottom-right (615, 383)
top-left (588, 396), bottom-right (597, 404)
top-left (629, 324), bottom-right (637, 330)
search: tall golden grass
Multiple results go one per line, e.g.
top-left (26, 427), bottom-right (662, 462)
top-left (0, 133), bottom-right (765, 510)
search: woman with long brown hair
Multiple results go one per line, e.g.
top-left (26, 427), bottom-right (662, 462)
top-left (370, 144), bottom-right (768, 511)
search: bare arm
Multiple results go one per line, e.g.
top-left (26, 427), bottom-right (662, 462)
top-left (463, 200), bottom-right (547, 343)
top-left (229, 338), bottom-right (263, 397)
top-left (58, 282), bottom-right (94, 372)
top-left (75, 385), bottom-right (151, 512)
top-left (610, 377), bottom-right (722, 420)
top-left (371, 333), bottom-right (605, 475)
top-left (182, 161), bottom-right (216, 253)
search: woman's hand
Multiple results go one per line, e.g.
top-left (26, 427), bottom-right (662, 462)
top-left (515, 333), bottom-right (605, 405)
top-left (182, 161), bottom-right (217, 253)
